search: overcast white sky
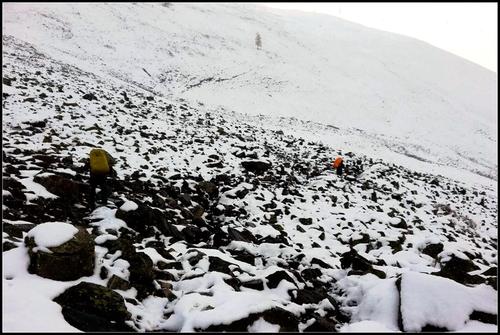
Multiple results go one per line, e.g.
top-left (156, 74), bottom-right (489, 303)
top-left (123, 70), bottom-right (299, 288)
top-left (261, 2), bottom-right (498, 72)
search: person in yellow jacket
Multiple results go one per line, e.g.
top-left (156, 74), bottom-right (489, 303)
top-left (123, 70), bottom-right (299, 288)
top-left (87, 148), bottom-right (116, 208)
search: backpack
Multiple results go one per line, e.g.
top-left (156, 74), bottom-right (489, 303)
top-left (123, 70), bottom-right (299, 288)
top-left (332, 157), bottom-right (343, 169)
top-left (89, 148), bottom-right (110, 175)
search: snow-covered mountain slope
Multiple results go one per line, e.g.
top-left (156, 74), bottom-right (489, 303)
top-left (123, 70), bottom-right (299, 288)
top-left (2, 34), bottom-right (498, 332)
top-left (2, 2), bottom-right (497, 182)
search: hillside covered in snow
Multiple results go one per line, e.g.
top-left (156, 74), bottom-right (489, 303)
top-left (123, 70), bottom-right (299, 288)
top-left (2, 2), bottom-right (497, 183)
top-left (2, 2), bottom-right (498, 333)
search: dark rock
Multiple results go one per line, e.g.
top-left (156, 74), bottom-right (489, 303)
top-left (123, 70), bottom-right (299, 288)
top-left (169, 173), bottom-right (182, 180)
top-left (186, 250), bottom-right (206, 266)
top-left (241, 160), bottom-right (272, 174)
top-left (3, 222), bottom-right (25, 239)
top-left (101, 234), bottom-right (136, 261)
top-left (99, 266), bottom-right (109, 280)
top-left (158, 261), bottom-right (183, 271)
top-left (179, 193), bottom-right (192, 206)
top-left (300, 268), bottom-right (322, 282)
top-left (206, 161), bottom-right (224, 168)
top-left (182, 225), bottom-right (206, 244)
top-left (3, 77), bottom-right (13, 86)
top-left (303, 317), bottom-right (338, 332)
top-left (292, 287), bottom-right (327, 305)
top-left (258, 307), bottom-right (300, 332)
top-left (25, 226), bottom-right (95, 281)
top-left (115, 203), bottom-right (184, 241)
top-left (2, 177), bottom-right (26, 201)
top-left (311, 257), bottom-right (333, 269)
top-left (391, 217), bottom-right (407, 229)
top-left (63, 101), bottom-right (79, 107)
top-left (197, 181), bottom-right (218, 198)
top-left (421, 324), bottom-right (449, 331)
top-left (259, 234), bottom-right (289, 245)
top-left (26, 119), bottom-right (47, 128)
top-left (430, 179), bottom-right (440, 186)
top-left (211, 228), bottom-right (230, 248)
top-left (107, 275), bottom-right (130, 291)
top-left (33, 174), bottom-right (85, 203)
top-left (228, 227), bottom-right (257, 244)
top-left (311, 242), bottom-right (321, 248)
top-left (437, 254), bottom-right (480, 285)
top-left (265, 270), bottom-right (296, 289)
top-left (469, 310), bottom-right (497, 325)
top-left (299, 218), bottom-right (313, 225)
top-left (156, 280), bottom-right (178, 301)
top-left (241, 279), bottom-right (264, 290)
top-left (82, 93), bottom-right (98, 101)
top-left (340, 248), bottom-right (385, 279)
top-left (421, 242), bottom-right (444, 259)
top-left (191, 205), bottom-right (205, 219)
top-left (227, 249), bottom-right (256, 265)
top-left (144, 241), bottom-right (175, 260)
top-left (481, 267), bottom-right (497, 277)
top-left (154, 270), bottom-right (176, 281)
top-left (204, 307), bottom-right (299, 332)
top-left (3, 241), bottom-right (18, 252)
top-left (53, 281), bottom-right (132, 331)
top-left (351, 233), bottom-right (370, 245)
top-left (235, 188), bottom-right (250, 199)
top-left (223, 277), bottom-right (241, 291)
top-left (57, 307), bottom-right (134, 332)
top-left (128, 252), bottom-right (154, 285)
top-left (209, 256), bottom-right (239, 274)
top-left (129, 252), bottom-right (156, 300)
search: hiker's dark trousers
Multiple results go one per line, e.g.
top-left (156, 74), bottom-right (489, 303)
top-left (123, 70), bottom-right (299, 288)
top-left (336, 162), bottom-right (344, 176)
top-left (89, 173), bottom-right (109, 206)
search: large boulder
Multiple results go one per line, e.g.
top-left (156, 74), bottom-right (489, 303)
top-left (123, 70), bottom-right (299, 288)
top-left (107, 275), bottom-right (131, 291)
top-left (53, 281), bottom-right (133, 332)
top-left (436, 254), bottom-right (481, 285)
top-left (241, 160), bottom-right (272, 174)
top-left (196, 180), bottom-right (219, 198)
top-left (115, 202), bottom-right (184, 241)
top-left (33, 174), bottom-right (86, 203)
top-left (228, 227), bottom-right (257, 244)
top-left (2, 177), bottom-right (27, 202)
top-left (421, 242), bottom-right (444, 259)
top-left (203, 307), bottom-right (299, 332)
top-left (265, 270), bottom-right (297, 289)
top-left (208, 256), bottom-right (239, 275)
top-left (303, 317), bottom-right (338, 332)
top-left (292, 287), bottom-right (328, 305)
top-left (340, 248), bottom-right (386, 279)
top-left (25, 224), bottom-right (95, 281)
top-left (129, 252), bottom-right (155, 285)
top-left (128, 252), bottom-right (156, 300)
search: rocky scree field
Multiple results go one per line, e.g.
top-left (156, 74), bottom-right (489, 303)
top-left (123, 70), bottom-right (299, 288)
top-left (2, 35), bottom-right (498, 332)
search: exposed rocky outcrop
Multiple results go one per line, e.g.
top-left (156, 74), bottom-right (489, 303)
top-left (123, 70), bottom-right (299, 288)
top-left (53, 282), bottom-right (133, 331)
top-left (25, 226), bottom-right (95, 281)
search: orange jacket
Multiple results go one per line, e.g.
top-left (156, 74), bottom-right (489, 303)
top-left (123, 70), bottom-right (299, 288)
top-left (332, 157), bottom-right (343, 168)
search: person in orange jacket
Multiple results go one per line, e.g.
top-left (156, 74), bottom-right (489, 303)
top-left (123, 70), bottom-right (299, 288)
top-left (332, 156), bottom-right (344, 175)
